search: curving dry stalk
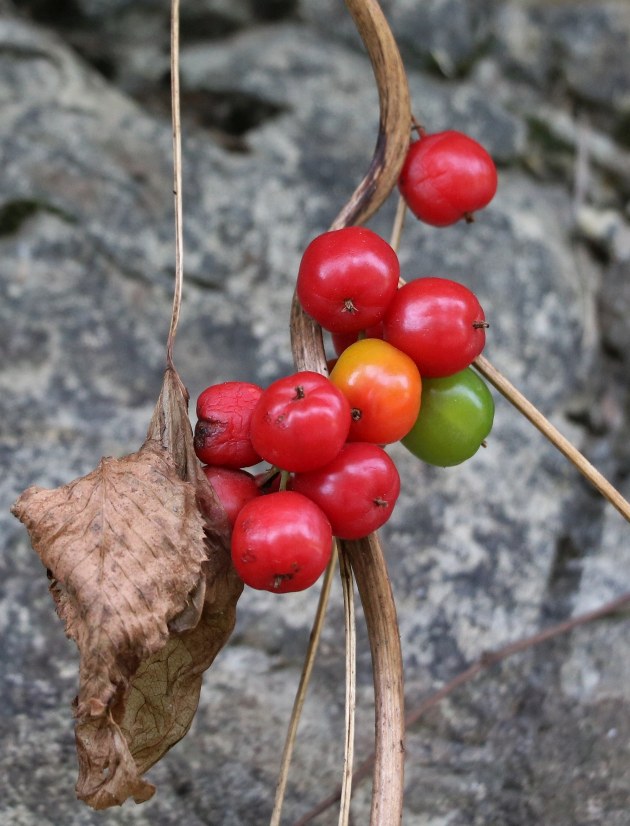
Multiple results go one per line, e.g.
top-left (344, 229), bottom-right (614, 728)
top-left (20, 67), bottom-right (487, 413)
top-left (289, 1), bottom-right (411, 823)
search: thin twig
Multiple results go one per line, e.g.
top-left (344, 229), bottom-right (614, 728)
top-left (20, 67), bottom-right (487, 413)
top-left (340, 534), bottom-right (405, 825)
top-left (391, 203), bottom-right (630, 524)
top-left (166, 0), bottom-right (184, 369)
top-left (338, 546), bottom-right (357, 826)
top-left (474, 354), bottom-right (630, 523)
top-left (291, 590), bottom-right (630, 826)
top-left (269, 549), bottom-right (339, 826)
top-left (389, 194), bottom-right (407, 254)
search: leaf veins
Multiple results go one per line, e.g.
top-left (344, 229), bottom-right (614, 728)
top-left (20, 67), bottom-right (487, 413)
top-left (12, 366), bottom-right (243, 808)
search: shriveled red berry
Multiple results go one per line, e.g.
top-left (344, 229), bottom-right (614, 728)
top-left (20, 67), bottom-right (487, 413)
top-left (231, 491), bottom-right (332, 593)
top-left (297, 226), bottom-right (400, 333)
top-left (399, 130), bottom-right (497, 227)
top-left (292, 443), bottom-right (400, 540)
top-left (194, 381), bottom-right (263, 468)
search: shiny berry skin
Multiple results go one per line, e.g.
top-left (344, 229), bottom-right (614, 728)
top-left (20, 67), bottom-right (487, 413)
top-left (292, 443), bottom-right (400, 539)
top-left (331, 322), bottom-right (384, 357)
top-left (194, 381), bottom-right (263, 468)
top-left (297, 226), bottom-right (400, 333)
top-left (250, 371), bottom-right (351, 472)
top-left (231, 491), bottom-right (333, 593)
top-left (202, 466), bottom-right (260, 528)
top-left (401, 368), bottom-right (494, 467)
top-left (383, 277), bottom-right (487, 378)
top-left (398, 130), bottom-right (497, 227)
top-left (329, 338), bottom-right (421, 444)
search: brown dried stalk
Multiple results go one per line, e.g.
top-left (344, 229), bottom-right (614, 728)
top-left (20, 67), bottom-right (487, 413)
top-left (269, 550), bottom-right (339, 826)
top-left (338, 546), bottom-right (358, 826)
top-left (473, 355), bottom-right (630, 522)
top-left (289, 1), bottom-right (411, 823)
top-left (167, 0), bottom-right (183, 369)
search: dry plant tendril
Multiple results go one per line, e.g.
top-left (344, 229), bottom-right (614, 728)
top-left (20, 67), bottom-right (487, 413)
top-left (289, 0), bottom-right (410, 823)
top-left (10, 0), bottom-right (241, 809)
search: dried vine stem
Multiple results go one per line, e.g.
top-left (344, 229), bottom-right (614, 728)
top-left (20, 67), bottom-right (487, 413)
top-left (269, 551), bottom-right (339, 826)
top-left (289, 1), bottom-right (410, 823)
top-left (474, 355), bottom-right (630, 522)
top-left (338, 547), bottom-right (357, 826)
top-left (167, 0), bottom-right (183, 369)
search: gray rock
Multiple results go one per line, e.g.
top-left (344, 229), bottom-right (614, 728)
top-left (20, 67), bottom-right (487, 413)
top-left (1, 3), bottom-right (630, 826)
top-left (302, 0), bottom-right (499, 78)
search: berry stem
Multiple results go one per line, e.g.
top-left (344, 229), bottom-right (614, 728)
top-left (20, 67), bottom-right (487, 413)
top-left (327, 0), bottom-right (411, 230)
top-left (340, 534), bottom-right (405, 822)
top-left (389, 194), bottom-right (407, 254)
top-left (269, 551), bottom-right (339, 826)
top-left (473, 354), bottom-right (630, 523)
top-left (338, 546), bottom-right (357, 826)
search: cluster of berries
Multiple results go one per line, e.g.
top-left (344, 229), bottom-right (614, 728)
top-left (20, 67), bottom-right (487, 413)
top-left (195, 129), bottom-right (497, 595)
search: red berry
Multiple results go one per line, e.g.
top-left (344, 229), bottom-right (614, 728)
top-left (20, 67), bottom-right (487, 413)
top-left (383, 277), bottom-right (487, 378)
top-left (297, 226), bottom-right (400, 333)
top-left (250, 371), bottom-right (351, 472)
top-left (398, 130), bottom-right (497, 227)
top-left (202, 466), bottom-right (260, 528)
top-left (231, 491), bottom-right (332, 593)
top-left (330, 322), bottom-right (384, 357)
top-left (194, 381), bottom-right (263, 468)
top-left (292, 443), bottom-right (400, 540)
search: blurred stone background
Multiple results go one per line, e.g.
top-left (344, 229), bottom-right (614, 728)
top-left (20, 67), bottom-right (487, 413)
top-left (1, 0), bottom-right (629, 823)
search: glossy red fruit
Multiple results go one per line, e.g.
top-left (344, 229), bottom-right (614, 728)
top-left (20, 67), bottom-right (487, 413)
top-left (292, 443), bottom-right (400, 539)
top-left (202, 466), bottom-right (260, 528)
top-left (231, 491), bottom-right (333, 593)
top-left (194, 381), bottom-right (263, 468)
top-left (250, 371), bottom-right (351, 472)
top-left (398, 130), bottom-right (497, 227)
top-left (383, 277), bottom-right (487, 378)
top-left (330, 322), bottom-right (384, 357)
top-left (297, 226), bottom-right (400, 333)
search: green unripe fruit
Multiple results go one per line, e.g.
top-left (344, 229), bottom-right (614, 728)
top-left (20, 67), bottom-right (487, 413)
top-left (402, 368), bottom-right (494, 467)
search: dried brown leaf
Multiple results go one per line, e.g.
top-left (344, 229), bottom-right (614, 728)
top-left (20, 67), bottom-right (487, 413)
top-left (12, 442), bottom-right (207, 718)
top-left (11, 366), bottom-right (242, 809)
